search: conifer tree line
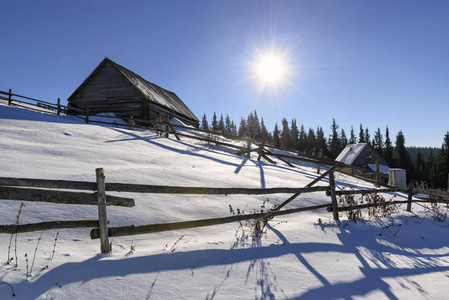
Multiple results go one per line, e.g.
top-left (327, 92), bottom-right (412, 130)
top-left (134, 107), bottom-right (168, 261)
top-left (201, 112), bottom-right (449, 189)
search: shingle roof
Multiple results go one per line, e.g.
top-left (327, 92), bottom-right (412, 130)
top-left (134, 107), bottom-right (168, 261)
top-left (106, 58), bottom-right (198, 122)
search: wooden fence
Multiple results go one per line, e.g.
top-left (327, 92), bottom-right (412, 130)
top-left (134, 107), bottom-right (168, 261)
top-left (0, 89), bottom-right (85, 116)
top-left (1, 165), bottom-right (435, 254)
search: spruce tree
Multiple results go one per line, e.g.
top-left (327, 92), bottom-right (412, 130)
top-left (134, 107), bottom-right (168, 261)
top-left (201, 113), bottom-right (209, 131)
top-left (329, 118), bottom-right (341, 158)
top-left (253, 111), bottom-right (261, 141)
top-left (260, 117), bottom-right (268, 144)
top-left (373, 127), bottom-right (383, 155)
top-left (280, 118), bottom-right (290, 149)
top-left (364, 128), bottom-right (370, 144)
top-left (218, 114), bottom-right (225, 133)
top-left (341, 128), bottom-right (348, 148)
top-left (393, 130), bottom-right (414, 177)
top-left (349, 126), bottom-right (357, 144)
top-left (273, 123), bottom-right (281, 148)
top-left (384, 126), bottom-right (394, 165)
top-left (238, 117), bottom-right (247, 137)
top-left (211, 112), bottom-right (218, 132)
top-left (359, 124), bottom-right (365, 143)
top-left (435, 132), bottom-right (449, 188)
top-left (316, 126), bottom-right (329, 157)
top-left (290, 118), bottom-right (299, 151)
top-left (299, 124), bottom-right (307, 152)
top-left (306, 128), bottom-right (316, 153)
top-left (225, 114), bottom-right (232, 134)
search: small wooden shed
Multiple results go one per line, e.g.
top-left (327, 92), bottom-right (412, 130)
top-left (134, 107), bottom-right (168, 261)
top-left (336, 143), bottom-right (389, 174)
top-left (67, 58), bottom-right (199, 127)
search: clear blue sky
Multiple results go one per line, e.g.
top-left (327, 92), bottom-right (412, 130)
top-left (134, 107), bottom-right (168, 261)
top-left (1, 0), bottom-right (448, 147)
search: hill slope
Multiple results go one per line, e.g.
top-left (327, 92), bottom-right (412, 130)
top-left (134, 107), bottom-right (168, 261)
top-left (1, 103), bottom-right (448, 299)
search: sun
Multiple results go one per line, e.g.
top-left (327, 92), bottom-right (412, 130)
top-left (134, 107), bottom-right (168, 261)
top-left (256, 55), bottom-right (287, 84)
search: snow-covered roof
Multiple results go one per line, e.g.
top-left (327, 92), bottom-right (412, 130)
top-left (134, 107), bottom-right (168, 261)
top-left (335, 143), bottom-right (368, 165)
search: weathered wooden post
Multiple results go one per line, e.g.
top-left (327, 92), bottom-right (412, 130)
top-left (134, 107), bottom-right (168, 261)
top-left (96, 168), bottom-right (110, 254)
top-left (407, 182), bottom-right (413, 212)
top-left (329, 170), bottom-right (339, 221)
top-left (8, 89), bottom-right (12, 106)
top-left (246, 133), bottom-right (251, 159)
top-left (57, 98), bottom-right (61, 115)
top-left (375, 158), bottom-right (380, 184)
top-left (85, 108), bottom-right (90, 124)
top-left (317, 149), bottom-right (323, 174)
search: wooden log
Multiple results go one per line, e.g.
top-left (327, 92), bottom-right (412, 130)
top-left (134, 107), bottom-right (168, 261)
top-left (0, 176), bottom-right (328, 195)
top-left (273, 164), bottom-right (340, 212)
top-left (407, 183), bottom-right (413, 212)
top-left (317, 149), bottom-right (323, 174)
top-left (96, 168), bottom-right (110, 254)
top-left (260, 152), bottom-right (277, 165)
top-left (327, 200), bottom-right (409, 212)
top-left (326, 188), bottom-right (402, 196)
top-left (102, 184), bottom-right (329, 195)
top-left (90, 203), bottom-right (332, 239)
top-left (0, 177), bottom-right (97, 190)
top-left (376, 158), bottom-right (380, 184)
top-left (329, 170), bottom-right (339, 221)
top-left (263, 148), bottom-right (294, 167)
top-left (0, 220), bottom-right (100, 234)
top-left (0, 186), bottom-right (135, 207)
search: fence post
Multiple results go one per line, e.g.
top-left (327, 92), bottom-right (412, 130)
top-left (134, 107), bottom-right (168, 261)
top-left (85, 108), bottom-right (89, 124)
top-left (407, 182), bottom-right (413, 212)
top-left (317, 149), bottom-right (323, 174)
top-left (246, 133), bottom-right (251, 159)
top-left (375, 158), bottom-right (380, 184)
top-left (8, 89), bottom-right (12, 105)
top-left (329, 170), bottom-right (339, 221)
top-left (96, 168), bottom-right (110, 254)
top-left (57, 98), bottom-right (61, 115)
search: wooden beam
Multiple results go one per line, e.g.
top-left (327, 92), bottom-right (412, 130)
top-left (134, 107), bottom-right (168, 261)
top-left (90, 203), bottom-right (331, 239)
top-left (326, 187), bottom-right (402, 196)
top-left (101, 184), bottom-right (329, 195)
top-left (0, 186), bottom-right (135, 207)
top-left (0, 177), bottom-right (97, 190)
top-left (272, 164), bottom-right (340, 212)
top-left (327, 200), bottom-right (409, 212)
top-left (0, 220), bottom-right (100, 234)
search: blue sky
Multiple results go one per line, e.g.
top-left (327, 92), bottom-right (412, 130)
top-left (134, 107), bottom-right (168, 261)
top-left (1, 0), bottom-right (448, 147)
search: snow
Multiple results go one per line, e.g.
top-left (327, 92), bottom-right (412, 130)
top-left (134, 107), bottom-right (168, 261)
top-left (1, 102), bottom-right (449, 299)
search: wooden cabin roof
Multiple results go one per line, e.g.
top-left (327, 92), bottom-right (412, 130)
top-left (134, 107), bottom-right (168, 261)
top-left (69, 58), bottom-right (199, 122)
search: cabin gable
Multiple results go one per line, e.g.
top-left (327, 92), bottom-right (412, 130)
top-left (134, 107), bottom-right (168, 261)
top-left (68, 58), bottom-right (199, 127)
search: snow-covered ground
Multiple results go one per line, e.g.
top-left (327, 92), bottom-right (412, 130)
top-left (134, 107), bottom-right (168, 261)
top-left (1, 102), bottom-right (448, 299)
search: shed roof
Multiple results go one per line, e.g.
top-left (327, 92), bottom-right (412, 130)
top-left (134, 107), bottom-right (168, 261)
top-left (69, 58), bottom-right (199, 122)
top-left (335, 143), bottom-right (368, 165)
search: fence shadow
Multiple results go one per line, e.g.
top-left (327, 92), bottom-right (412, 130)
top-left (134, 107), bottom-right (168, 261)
top-left (17, 216), bottom-right (449, 299)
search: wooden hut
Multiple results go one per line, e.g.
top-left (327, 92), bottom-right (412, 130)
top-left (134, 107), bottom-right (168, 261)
top-left (67, 58), bottom-right (199, 127)
top-left (336, 143), bottom-right (390, 175)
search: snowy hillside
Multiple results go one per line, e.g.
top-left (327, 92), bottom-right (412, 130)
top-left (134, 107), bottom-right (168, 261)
top-left (1, 102), bottom-right (448, 299)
